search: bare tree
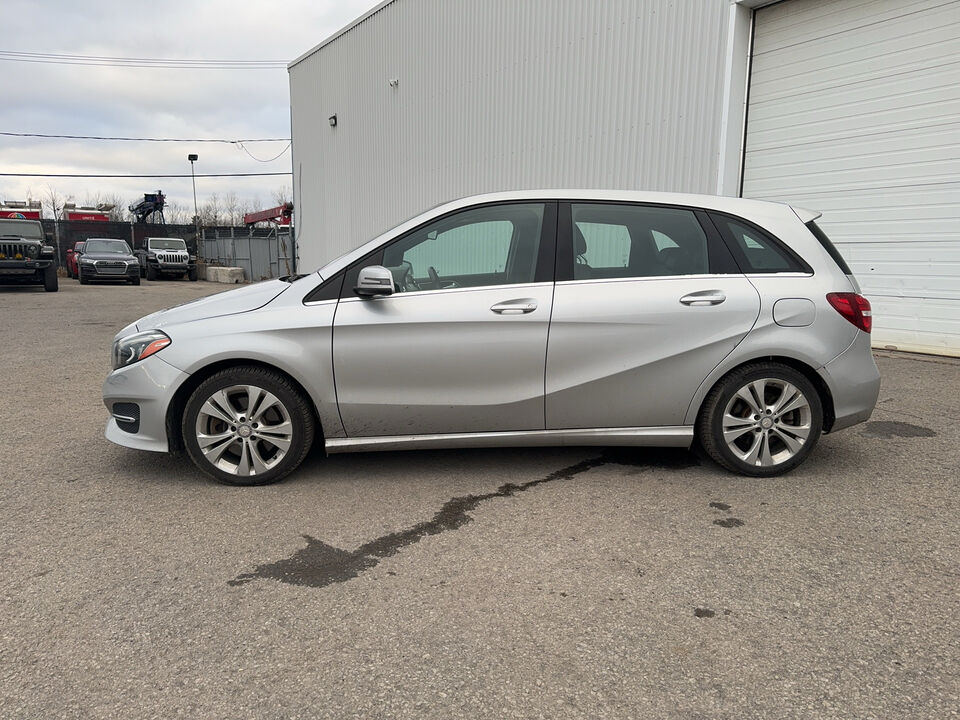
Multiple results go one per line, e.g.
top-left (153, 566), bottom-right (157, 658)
top-left (272, 185), bottom-right (292, 207)
top-left (222, 191), bottom-right (240, 225)
top-left (164, 200), bottom-right (188, 225)
top-left (200, 192), bottom-right (222, 226)
top-left (43, 184), bottom-right (71, 220)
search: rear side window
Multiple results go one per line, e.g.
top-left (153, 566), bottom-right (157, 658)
top-left (569, 203), bottom-right (710, 280)
top-left (806, 220), bottom-right (852, 275)
top-left (712, 215), bottom-right (808, 274)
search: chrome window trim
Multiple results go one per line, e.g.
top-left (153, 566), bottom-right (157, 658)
top-left (302, 298), bottom-right (338, 307)
top-left (557, 273), bottom-right (737, 286)
top-left (743, 272), bottom-right (814, 279)
top-left (337, 280), bottom-right (554, 304)
top-left (555, 271), bottom-right (814, 287)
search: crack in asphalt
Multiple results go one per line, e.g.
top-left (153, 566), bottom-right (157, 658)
top-left (228, 449), bottom-right (697, 589)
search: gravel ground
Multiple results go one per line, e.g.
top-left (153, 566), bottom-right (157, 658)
top-left (1, 279), bottom-right (958, 719)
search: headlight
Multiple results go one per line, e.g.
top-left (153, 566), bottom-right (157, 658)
top-left (80, 258), bottom-right (95, 264)
top-left (112, 330), bottom-right (171, 370)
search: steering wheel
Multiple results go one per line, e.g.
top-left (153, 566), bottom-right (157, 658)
top-left (401, 262), bottom-right (421, 292)
top-left (427, 266), bottom-right (441, 289)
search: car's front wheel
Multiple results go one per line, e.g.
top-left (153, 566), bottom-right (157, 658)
top-left (697, 362), bottom-right (823, 477)
top-left (182, 366), bottom-right (315, 486)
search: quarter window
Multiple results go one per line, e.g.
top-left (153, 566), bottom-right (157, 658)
top-left (569, 204), bottom-right (710, 280)
top-left (713, 217), bottom-right (806, 273)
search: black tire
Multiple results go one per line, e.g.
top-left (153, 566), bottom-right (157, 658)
top-left (43, 265), bottom-right (58, 292)
top-left (130, 274), bottom-right (141, 286)
top-left (139, 264), bottom-right (146, 278)
top-left (697, 362), bottom-right (823, 478)
top-left (182, 366), bottom-right (315, 486)
top-left (146, 264), bottom-right (157, 281)
top-left (78, 266), bottom-right (89, 285)
top-left (188, 267), bottom-right (198, 281)
top-left (66, 266), bottom-right (74, 279)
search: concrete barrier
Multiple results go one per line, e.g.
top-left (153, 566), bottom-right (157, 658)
top-left (205, 266), bottom-right (245, 284)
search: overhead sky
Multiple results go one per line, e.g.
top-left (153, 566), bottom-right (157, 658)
top-left (0, 0), bottom-right (381, 221)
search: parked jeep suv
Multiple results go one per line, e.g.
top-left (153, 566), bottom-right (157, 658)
top-left (0, 218), bottom-right (58, 292)
top-left (135, 237), bottom-right (198, 281)
top-left (103, 190), bottom-right (880, 486)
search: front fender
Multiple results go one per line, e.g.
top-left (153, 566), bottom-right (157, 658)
top-left (157, 302), bottom-right (344, 438)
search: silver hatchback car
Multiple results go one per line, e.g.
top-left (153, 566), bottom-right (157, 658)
top-left (103, 190), bottom-right (880, 485)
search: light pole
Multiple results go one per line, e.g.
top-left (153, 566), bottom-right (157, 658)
top-left (188, 153), bottom-right (199, 250)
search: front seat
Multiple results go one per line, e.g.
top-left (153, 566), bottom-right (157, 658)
top-left (573, 226), bottom-right (593, 280)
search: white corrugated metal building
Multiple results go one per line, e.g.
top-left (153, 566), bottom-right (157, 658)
top-left (289, 0), bottom-right (960, 356)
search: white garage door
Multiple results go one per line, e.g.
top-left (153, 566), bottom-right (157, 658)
top-left (743, 0), bottom-right (960, 356)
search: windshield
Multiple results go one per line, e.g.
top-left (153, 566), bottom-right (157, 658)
top-left (85, 239), bottom-right (132, 254)
top-left (150, 238), bottom-right (186, 250)
top-left (0, 220), bottom-right (43, 240)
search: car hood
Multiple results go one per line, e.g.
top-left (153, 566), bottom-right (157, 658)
top-left (82, 252), bottom-right (137, 262)
top-left (132, 279), bottom-right (289, 333)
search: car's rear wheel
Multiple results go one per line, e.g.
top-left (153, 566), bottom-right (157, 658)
top-left (697, 362), bottom-right (823, 477)
top-left (182, 366), bottom-right (315, 486)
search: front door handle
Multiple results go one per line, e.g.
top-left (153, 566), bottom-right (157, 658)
top-left (491, 298), bottom-right (538, 315)
top-left (680, 290), bottom-right (726, 306)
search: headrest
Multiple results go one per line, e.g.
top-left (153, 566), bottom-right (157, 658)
top-left (574, 226), bottom-right (587, 256)
top-left (659, 247), bottom-right (686, 270)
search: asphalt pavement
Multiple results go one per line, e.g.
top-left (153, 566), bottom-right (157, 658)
top-left (1, 279), bottom-right (958, 719)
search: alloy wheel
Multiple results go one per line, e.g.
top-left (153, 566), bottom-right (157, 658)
top-left (721, 378), bottom-right (812, 467)
top-left (194, 384), bottom-right (294, 477)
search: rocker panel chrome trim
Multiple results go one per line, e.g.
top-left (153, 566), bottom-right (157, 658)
top-left (324, 426), bottom-right (693, 454)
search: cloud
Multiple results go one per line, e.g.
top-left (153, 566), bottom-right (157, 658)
top-left (0, 0), bottom-right (381, 212)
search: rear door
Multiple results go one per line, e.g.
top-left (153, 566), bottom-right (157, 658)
top-left (333, 202), bottom-right (556, 437)
top-left (545, 202), bottom-right (761, 429)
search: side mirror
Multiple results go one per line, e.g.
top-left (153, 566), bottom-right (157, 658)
top-left (354, 265), bottom-right (394, 297)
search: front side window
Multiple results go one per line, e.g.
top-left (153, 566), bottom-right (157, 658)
top-left (381, 203), bottom-right (544, 293)
top-left (569, 204), bottom-right (710, 280)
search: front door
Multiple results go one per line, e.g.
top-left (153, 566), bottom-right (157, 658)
top-left (333, 202), bottom-right (556, 437)
top-left (545, 202), bottom-right (761, 429)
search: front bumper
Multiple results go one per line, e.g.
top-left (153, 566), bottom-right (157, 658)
top-left (81, 262), bottom-right (139, 280)
top-left (150, 259), bottom-right (192, 274)
top-left (0, 259), bottom-right (53, 281)
top-left (103, 354), bottom-right (189, 452)
top-left (818, 330), bottom-right (881, 432)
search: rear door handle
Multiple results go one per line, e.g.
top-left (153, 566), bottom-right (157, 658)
top-left (491, 298), bottom-right (538, 314)
top-left (680, 290), bottom-right (726, 306)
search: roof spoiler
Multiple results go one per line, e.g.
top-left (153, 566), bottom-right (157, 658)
top-left (791, 205), bottom-right (822, 223)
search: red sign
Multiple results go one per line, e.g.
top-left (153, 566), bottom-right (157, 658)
top-left (2, 210), bottom-right (42, 220)
top-left (65, 211), bottom-right (109, 222)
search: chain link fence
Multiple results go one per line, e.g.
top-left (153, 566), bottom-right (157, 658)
top-left (42, 220), bottom-right (297, 281)
top-left (201, 226), bottom-right (297, 281)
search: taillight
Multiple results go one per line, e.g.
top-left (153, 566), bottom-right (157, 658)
top-left (827, 292), bottom-right (872, 333)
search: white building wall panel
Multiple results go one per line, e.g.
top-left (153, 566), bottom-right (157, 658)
top-left (743, 0), bottom-right (960, 356)
top-left (290, 0), bottom-right (731, 270)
